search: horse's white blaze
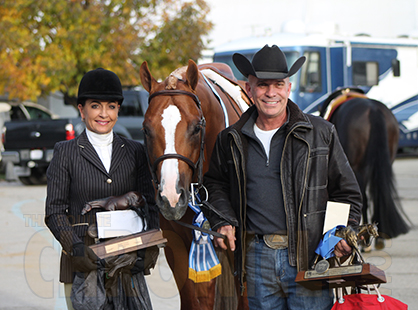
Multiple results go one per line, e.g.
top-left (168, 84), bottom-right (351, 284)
top-left (160, 105), bottom-right (181, 208)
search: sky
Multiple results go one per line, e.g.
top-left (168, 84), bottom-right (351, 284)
top-left (205, 0), bottom-right (418, 50)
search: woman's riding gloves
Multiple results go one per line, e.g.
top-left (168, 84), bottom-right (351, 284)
top-left (70, 242), bottom-right (100, 273)
top-left (71, 243), bottom-right (146, 276)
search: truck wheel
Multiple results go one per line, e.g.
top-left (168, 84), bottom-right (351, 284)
top-left (18, 168), bottom-right (47, 185)
top-left (19, 177), bottom-right (33, 185)
top-left (29, 168), bottom-right (47, 185)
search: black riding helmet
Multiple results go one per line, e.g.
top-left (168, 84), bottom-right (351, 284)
top-left (77, 68), bottom-right (124, 106)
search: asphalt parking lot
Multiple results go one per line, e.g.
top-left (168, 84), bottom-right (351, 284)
top-left (0, 156), bottom-right (417, 309)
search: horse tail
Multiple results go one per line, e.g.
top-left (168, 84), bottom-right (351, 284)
top-left (366, 106), bottom-right (410, 239)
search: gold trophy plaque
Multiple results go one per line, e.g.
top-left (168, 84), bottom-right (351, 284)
top-left (89, 228), bottom-right (167, 259)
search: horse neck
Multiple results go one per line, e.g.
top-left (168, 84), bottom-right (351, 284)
top-left (195, 83), bottom-right (228, 154)
top-left (194, 76), bottom-right (245, 175)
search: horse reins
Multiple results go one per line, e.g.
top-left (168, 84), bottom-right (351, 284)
top-left (146, 89), bottom-right (206, 187)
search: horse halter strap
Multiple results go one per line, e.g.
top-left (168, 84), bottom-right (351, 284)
top-left (147, 89), bottom-right (206, 186)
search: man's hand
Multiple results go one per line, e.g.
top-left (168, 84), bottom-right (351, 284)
top-left (334, 239), bottom-right (352, 257)
top-left (214, 225), bottom-right (236, 251)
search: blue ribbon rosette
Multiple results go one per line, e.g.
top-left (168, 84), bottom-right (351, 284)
top-left (187, 195), bottom-right (221, 283)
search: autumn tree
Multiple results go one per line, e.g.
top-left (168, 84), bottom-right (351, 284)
top-left (0, 0), bottom-right (213, 105)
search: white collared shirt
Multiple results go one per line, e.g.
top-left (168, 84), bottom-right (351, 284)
top-left (86, 129), bottom-right (113, 172)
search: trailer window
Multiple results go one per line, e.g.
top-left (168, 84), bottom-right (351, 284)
top-left (299, 51), bottom-right (321, 93)
top-left (352, 61), bottom-right (379, 86)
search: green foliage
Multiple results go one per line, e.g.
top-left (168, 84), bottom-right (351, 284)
top-left (141, 0), bottom-right (213, 79)
top-left (0, 0), bottom-right (212, 104)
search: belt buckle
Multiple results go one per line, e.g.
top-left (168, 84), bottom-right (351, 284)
top-left (263, 234), bottom-right (288, 249)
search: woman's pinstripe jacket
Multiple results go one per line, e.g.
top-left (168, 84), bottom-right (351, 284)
top-left (45, 130), bottom-right (158, 283)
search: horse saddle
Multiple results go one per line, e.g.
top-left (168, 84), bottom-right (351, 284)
top-left (323, 91), bottom-right (368, 121)
top-left (198, 64), bottom-right (252, 112)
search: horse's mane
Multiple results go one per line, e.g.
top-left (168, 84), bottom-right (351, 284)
top-left (166, 67), bottom-right (187, 90)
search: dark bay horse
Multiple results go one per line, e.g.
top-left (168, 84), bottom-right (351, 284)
top-left (320, 88), bottom-right (410, 247)
top-left (139, 60), bottom-right (251, 309)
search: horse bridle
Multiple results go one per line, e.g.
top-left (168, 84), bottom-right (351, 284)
top-left (145, 88), bottom-right (235, 252)
top-left (145, 89), bottom-right (206, 188)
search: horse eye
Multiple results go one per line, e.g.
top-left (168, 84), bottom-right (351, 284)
top-left (142, 126), bottom-right (150, 137)
top-left (193, 125), bottom-right (202, 135)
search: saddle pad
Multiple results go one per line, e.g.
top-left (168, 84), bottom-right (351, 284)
top-left (324, 92), bottom-right (368, 121)
top-left (201, 68), bottom-right (250, 113)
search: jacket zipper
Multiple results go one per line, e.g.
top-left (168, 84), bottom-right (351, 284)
top-left (229, 130), bottom-right (247, 294)
top-left (292, 133), bottom-right (311, 270)
top-left (281, 125), bottom-right (310, 271)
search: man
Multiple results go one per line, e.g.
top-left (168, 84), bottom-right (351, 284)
top-left (203, 45), bottom-right (362, 309)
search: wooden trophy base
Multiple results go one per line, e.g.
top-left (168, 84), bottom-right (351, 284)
top-left (295, 263), bottom-right (386, 290)
top-left (89, 229), bottom-right (167, 259)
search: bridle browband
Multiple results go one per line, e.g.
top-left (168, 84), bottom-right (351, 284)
top-left (148, 89), bottom-right (202, 109)
top-left (146, 89), bottom-right (206, 188)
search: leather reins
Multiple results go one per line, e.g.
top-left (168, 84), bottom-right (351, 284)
top-left (145, 89), bottom-right (206, 188)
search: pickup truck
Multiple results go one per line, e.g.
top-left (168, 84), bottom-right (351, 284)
top-left (1, 89), bottom-right (148, 185)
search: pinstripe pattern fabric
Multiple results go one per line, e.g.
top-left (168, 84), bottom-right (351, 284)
top-left (45, 130), bottom-right (158, 283)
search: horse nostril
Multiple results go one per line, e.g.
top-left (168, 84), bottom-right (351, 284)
top-left (178, 188), bottom-right (189, 208)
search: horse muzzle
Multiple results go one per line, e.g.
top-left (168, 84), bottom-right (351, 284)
top-left (156, 187), bottom-right (189, 221)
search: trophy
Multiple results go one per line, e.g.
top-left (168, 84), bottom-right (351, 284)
top-left (295, 202), bottom-right (386, 290)
top-left (82, 191), bottom-right (168, 259)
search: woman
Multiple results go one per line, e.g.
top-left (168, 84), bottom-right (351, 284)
top-left (45, 68), bottom-right (158, 309)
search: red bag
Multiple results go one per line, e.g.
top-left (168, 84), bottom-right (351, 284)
top-left (332, 290), bottom-right (408, 310)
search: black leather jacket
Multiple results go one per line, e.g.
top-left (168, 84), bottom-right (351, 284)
top-left (203, 101), bottom-right (362, 291)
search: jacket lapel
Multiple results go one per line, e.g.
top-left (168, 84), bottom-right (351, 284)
top-left (109, 133), bottom-right (127, 174)
top-left (77, 131), bottom-right (109, 175)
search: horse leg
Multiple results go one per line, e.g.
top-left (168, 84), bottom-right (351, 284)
top-left (351, 169), bottom-right (368, 225)
top-left (236, 278), bottom-right (249, 310)
top-left (361, 191), bottom-right (368, 225)
top-left (214, 250), bottom-right (248, 310)
top-left (360, 193), bottom-right (375, 253)
top-left (160, 213), bottom-right (217, 310)
top-left (161, 230), bottom-right (200, 309)
top-left (159, 215), bottom-right (202, 310)
top-left (196, 280), bottom-right (216, 310)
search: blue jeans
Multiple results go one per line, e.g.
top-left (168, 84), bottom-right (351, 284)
top-left (245, 236), bottom-right (334, 310)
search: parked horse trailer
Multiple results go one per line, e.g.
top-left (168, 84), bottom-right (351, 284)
top-left (213, 32), bottom-right (418, 151)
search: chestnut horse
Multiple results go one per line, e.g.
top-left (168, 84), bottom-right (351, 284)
top-left (320, 88), bottom-right (410, 247)
top-left (139, 60), bottom-right (251, 309)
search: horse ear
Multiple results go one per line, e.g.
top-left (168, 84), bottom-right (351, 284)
top-left (139, 61), bottom-right (158, 93)
top-left (186, 59), bottom-right (199, 92)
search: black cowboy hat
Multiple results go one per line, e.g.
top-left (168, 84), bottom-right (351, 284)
top-left (233, 44), bottom-right (306, 79)
top-left (77, 68), bottom-right (124, 105)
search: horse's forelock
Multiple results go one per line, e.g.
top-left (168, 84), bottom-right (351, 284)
top-left (166, 67), bottom-right (187, 90)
